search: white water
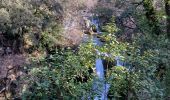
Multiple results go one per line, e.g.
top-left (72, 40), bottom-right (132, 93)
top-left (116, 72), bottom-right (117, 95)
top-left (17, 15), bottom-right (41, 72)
top-left (91, 17), bottom-right (100, 33)
top-left (94, 59), bottom-right (110, 100)
top-left (91, 17), bottom-right (110, 100)
top-left (91, 16), bottom-right (125, 100)
top-left (115, 56), bottom-right (124, 66)
top-left (95, 59), bottom-right (104, 79)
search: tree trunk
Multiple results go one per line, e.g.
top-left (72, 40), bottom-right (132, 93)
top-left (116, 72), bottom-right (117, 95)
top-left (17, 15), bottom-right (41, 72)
top-left (165, 0), bottom-right (170, 98)
top-left (143, 0), bottom-right (161, 35)
top-left (165, 0), bottom-right (170, 38)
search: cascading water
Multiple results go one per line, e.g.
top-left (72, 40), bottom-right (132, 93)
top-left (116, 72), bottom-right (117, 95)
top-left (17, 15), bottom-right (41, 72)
top-left (115, 56), bottom-right (124, 66)
top-left (91, 17), bottom-right (100, 33)
top-left (95, 59), bottom-right (104, 79)
top-left (90, 16), bottom-right (125, 100)
top-left (91, 16), bottom-right (110, 100)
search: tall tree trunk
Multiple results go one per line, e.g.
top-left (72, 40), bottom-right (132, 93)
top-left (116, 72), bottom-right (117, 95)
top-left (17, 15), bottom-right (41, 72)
top-left (165, 0), bottom-right (170, 38)
top-left (143, 0), bottom-right (161, 35)
top-left (165, 0), bottom-right (170, 98)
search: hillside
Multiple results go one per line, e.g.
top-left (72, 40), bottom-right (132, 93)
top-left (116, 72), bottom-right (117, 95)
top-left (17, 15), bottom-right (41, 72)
top-left (0, 0), bottom-right (170, 100)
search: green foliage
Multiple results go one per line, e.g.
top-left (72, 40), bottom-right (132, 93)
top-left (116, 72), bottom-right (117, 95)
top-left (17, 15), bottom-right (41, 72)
top-left (99, 15), bottom-right (166, 99)
top-left (22, 42), bottom-right (97, 99)
top-left (1, 0), bottom-right (170, 99)
top-left (143, 0), bottom-right (161, 35)
top-left (94, 6), bottom-right (113, 19)
top-left (40, 24), bottom-right (63, 49)
top-left (22, 16), bottom-right (129, 99)
top-left (0, 0), bottom-right (65, 52)
top-left (102, 17), bottom-right (119, 34)
top-left (0, 0), bottom-right (39, 35)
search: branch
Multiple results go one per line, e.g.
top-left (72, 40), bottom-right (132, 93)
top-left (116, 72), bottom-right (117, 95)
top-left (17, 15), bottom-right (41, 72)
top-left (0, 88), bottom-right (5, 94)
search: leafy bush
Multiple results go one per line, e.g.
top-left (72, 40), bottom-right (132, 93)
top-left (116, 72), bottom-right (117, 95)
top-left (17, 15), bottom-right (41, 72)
top-left (22, 43), bottom-right (97, 99)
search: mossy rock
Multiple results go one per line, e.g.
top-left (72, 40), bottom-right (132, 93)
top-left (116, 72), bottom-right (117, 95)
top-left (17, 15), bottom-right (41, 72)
top-left (84, 29), bottom-right (97, 35)
top-left (84, 30), bottom-right (91, 34)
top-left (99, 37), bottom-right (106, 42)
top-left (91, 24), bottom-right (97, 32)
top-left (96, 34), bottom-right (102, 38)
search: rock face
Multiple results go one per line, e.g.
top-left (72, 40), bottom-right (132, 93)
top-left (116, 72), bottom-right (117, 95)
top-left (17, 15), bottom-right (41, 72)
top-left (62, 28), bottom-right (83, 46)
top-left (83, 17), bottom-right (98, 35)
top-left (84, 17), bottom-right (91, 29)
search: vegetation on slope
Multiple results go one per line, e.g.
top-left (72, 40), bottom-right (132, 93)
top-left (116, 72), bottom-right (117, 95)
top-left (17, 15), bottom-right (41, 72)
top-left (0, 0), bottom-right (170, 99)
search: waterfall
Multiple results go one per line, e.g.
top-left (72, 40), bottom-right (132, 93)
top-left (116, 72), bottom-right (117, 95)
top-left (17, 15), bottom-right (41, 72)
top-left (91, 17), bottom-right (100, 33)
top-left (115, 56), bottom-right (124, 66)
top-left (94, 59), bottom-right (110, 100)
top-left (95, 59), bottom-right (104, 79)
top-left (91, 16), bottom-right (125, 100)
top-left (91, 16), bottom-right (110, 100)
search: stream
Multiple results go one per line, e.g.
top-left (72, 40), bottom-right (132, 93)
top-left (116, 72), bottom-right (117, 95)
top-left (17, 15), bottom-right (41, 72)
top-left (90, 16), bottom-right (124, 100)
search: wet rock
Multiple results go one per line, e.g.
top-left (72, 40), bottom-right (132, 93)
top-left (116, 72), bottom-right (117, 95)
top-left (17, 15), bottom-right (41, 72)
top-left (84, 29), bottom-right (97, 35)
top-left (96, 34), bottom-right (101, 38)
top-left (100, 38), bottom-right (106, 42)
top-left (96, 35), bottom-right (106, 42)
top-left (84, 17), bottom-right (91, 29)
top-left (84, 30), bottom-right (91, 34)
top-left (91, 24), bottom-right (97, 32)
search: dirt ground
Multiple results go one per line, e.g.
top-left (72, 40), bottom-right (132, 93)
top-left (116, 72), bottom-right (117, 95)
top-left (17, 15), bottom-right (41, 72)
top-left (0, 54), bottom-right (29, 100)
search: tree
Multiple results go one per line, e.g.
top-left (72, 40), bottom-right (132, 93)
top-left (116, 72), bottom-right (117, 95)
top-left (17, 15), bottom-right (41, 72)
top-left (22, 43), bottom-right (96, 99)
top-left (0, 0), bottom-right (65, 54)
top-left (1, 0), bottom-right (170, 99)
top-left (143, 0), bottom-right (161, 35)
top-left (165, 0), bottom-right (170, 38)
top-left (164, 0), bottom-right (170, 98)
